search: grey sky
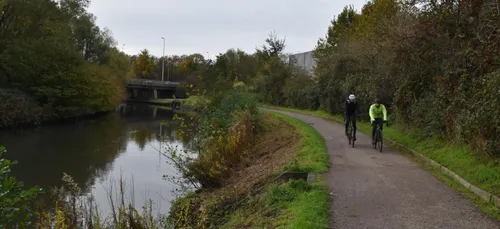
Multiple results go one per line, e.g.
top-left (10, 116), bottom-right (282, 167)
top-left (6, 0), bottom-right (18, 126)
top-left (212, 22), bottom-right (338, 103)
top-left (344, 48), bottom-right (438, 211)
top-left (88, 0), bottom-right (367, 58)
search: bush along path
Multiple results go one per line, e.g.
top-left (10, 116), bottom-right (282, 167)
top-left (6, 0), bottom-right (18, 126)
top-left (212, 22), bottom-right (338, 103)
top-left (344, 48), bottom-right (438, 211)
top-left (263, 108), bottom-right (500, 229)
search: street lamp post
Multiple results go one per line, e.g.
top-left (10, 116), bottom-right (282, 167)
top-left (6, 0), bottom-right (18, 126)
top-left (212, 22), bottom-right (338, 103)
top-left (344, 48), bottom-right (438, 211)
top-left (122, 44), bottom-right (125, 52)
top-left (161, 37), bottom-right (165, 82)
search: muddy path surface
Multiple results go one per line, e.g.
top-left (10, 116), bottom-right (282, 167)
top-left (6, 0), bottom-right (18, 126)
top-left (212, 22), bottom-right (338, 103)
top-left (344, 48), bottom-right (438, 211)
top-left (266, 109), bottom-right (499, 229)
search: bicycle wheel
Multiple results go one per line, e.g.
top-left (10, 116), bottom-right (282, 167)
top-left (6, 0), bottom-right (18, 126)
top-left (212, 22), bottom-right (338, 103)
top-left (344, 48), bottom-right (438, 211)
top-left (347, 121), bottom-right (352, 144)
top-left (373, 128), bottom-right (380, 150)
top-left (378, 129), bottom-right (383, 153)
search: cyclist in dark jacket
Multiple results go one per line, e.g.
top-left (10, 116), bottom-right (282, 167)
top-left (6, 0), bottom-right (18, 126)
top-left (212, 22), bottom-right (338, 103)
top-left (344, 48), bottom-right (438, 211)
top-left (345, 94), bottom-right (360, 141)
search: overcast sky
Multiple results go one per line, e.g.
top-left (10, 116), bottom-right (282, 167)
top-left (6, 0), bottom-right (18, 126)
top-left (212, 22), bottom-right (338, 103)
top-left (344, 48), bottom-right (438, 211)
top-left (88, 0), bottom-right (367, 58)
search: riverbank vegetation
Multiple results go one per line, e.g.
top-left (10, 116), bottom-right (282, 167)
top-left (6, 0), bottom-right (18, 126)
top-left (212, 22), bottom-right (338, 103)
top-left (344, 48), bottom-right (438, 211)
top-left (117, 29), bottom-right (330, 228)
top-left (1, 148), bottom-right (170, 228)
top-left (220, 110), bottom-right (330, 229)
top-left (1, 101), bottom-right (331, 228)
top-left (166, 108), bottom-right (330, 228)
top-left (0, 0), bottom-right (129, 129)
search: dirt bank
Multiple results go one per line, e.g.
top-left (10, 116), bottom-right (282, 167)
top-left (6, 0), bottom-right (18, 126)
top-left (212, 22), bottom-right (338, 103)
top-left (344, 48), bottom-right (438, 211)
top-left (168, 113), bottom-right (301, 228)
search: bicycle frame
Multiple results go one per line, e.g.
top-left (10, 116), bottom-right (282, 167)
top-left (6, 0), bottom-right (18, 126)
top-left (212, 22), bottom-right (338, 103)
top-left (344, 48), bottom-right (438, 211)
top-left (373, 121), bottom-right (384, 152)
top-left (346, 115), bottom-right (356, 148)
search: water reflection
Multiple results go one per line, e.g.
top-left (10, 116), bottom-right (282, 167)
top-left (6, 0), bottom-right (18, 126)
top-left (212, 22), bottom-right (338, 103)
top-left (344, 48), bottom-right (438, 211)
top-left (0, 104), bottom-right (190, 214)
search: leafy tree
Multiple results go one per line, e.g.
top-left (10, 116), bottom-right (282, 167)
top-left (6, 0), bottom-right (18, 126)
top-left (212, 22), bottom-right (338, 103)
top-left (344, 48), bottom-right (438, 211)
top-left (313, 5), bottom-right (359, 113)
top-left (256, 31), bottom-right (286, 62)
top-left (131, 49), bottom-right (155, 78)
top-left (0, 0), bottom-right (128, 124)
top-left (199, 49), bottom-right (258, 97)
top-left (106, 48), bottom-right (131, 80)
top-left (178, 53), bottom-right (206, 75)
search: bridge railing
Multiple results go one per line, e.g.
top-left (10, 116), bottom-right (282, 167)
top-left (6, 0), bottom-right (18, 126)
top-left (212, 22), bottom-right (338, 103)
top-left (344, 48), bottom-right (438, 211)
top-left (127, 78), bottom-right (180, 87)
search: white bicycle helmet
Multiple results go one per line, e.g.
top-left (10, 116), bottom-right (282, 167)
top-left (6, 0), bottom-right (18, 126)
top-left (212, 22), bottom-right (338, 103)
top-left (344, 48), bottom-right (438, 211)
top-left (348, 94), bottom-right (356, 102)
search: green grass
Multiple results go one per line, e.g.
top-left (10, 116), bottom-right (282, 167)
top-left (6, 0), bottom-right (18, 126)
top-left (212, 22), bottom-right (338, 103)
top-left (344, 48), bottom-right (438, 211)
top-left (149, 98), bottom-right (175, 104)
top-left (222, 180), bottom-right (329, 229)
top-left (149, 105), bottom-right (197, 116)
top-left (281, 182), bottom-right (329, 229)
top-left (260, 103), bottom-right (336, 120)
top-left (264, 110), bottom-right (329, 173)
top-left (260, 104), bottom-right (500, 218)
top-left (221, 110), bottom-right (330, 228)
top-left (419, 153), bottom-right (500, 221)
top-left (267, 111), bottom-right (330, 228)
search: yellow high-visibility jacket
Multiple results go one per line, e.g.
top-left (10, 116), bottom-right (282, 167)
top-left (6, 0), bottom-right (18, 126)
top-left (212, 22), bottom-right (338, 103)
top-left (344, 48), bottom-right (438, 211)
top-left (369, 104), bottom-right (387, 121)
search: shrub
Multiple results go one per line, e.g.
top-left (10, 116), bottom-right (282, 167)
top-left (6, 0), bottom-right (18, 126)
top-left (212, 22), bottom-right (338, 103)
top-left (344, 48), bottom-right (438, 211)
top-left (167, 190), bottom-right (234, 228)
top-left (284, 83), bottom-right (320, 110)
top-left (189, 110), bottom-right (255, 188)
top-left (166, 91), bottom-right (261, 189)
top-left (457, 70), bottom-right (500, 157)
top-left (183, 96), bottom-right (211, 111)
top-left (166, 91), bottom-right (262, 228)
top-left (0, 89), bottom-right (43, 128)
top-left (211, 91), bottom-right (259, 130)
top-left (0, 146), bottom-right (43, 227)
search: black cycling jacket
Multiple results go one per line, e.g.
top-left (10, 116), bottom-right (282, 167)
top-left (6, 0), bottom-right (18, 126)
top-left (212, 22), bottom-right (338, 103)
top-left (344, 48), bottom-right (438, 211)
top-left (345, 100), bottom-right (360, 116)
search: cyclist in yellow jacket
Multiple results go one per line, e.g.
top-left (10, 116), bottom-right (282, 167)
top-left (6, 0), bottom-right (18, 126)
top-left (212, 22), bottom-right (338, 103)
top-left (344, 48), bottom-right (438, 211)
top-left (369, 98), bottom-right (387, 145)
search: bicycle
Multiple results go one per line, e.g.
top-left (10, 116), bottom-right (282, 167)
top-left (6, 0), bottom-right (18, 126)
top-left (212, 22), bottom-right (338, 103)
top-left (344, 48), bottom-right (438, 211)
top-left (373, 120), bottom-right (388, 153)
top-left (346, 116), bottom-right (356, 148)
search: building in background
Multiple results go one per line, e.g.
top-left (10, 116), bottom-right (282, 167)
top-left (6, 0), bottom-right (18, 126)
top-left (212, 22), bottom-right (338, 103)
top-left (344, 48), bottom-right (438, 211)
top-left (289, 51), bottom-right (315, 75)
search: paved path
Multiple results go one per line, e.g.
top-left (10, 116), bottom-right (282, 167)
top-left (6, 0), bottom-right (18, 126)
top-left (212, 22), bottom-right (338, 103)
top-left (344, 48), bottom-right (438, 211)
top-left (270, 109), bottom-right (500, 229)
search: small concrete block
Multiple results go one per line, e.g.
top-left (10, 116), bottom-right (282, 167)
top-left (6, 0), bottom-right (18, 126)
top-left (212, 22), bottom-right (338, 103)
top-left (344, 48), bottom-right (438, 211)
top-left (307, 173), bottom-right (318, 183)
top-left (275, 172), bottom-right (309, 185)
top-left (491, 194), bottom-right (500, 207)
top-left (469, 184), bottom-right (492, 203)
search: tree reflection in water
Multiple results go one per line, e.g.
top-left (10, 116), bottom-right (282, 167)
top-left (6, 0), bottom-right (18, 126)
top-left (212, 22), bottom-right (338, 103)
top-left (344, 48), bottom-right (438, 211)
top-left (0, 103), bottom-right (193, 214)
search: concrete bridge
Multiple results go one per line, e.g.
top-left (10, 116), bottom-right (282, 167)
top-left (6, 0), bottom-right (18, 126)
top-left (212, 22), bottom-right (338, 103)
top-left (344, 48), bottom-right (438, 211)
top-left (125, 78), bottom-right (180, 101)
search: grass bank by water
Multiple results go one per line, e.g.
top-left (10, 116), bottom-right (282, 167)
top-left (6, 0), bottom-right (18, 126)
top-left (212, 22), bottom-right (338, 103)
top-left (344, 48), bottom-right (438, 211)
top-left (221, 110), bottom-right (330, 228)
top-left (149, 98), bottom-right (176, 104)
top-left (221, 180), bottom-right (329, 228)
top-left (168, 111), bottom-right (330, 228)
top-left (260, 104), bottom-right (500, 220)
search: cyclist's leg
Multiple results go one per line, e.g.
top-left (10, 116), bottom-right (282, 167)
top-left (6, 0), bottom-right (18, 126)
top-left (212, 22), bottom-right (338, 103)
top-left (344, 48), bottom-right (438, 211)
top-left (376, 118), bottom-right (383, 140)
top-left (371, 119), bottom-right (377, 144)
top-left (352, 116), bottom-right (357, 140)
top-left (345, 115), bottom-right (350, 136)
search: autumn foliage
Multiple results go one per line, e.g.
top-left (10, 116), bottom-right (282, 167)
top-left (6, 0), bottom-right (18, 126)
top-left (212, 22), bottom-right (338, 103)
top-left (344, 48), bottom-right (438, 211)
top-left (255, 0), bottom-right (500, 158)
top-left (0, 0), bottom-right (129, 128)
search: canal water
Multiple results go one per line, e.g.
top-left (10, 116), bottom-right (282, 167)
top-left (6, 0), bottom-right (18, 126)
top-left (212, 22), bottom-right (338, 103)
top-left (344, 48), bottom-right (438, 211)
top-left (0, 104), bottom-right (191, 215)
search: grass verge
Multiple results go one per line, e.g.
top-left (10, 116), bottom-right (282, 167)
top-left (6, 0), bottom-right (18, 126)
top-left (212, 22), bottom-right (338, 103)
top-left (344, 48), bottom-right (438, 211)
top-left (221, 110), bottom-right (330, 228)
top-left (221, 180), bottom-right (329, 229)
top-left (260, 104), bottom-right (500, 220)
top-left (265, 110), bottom-right (329, 173)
